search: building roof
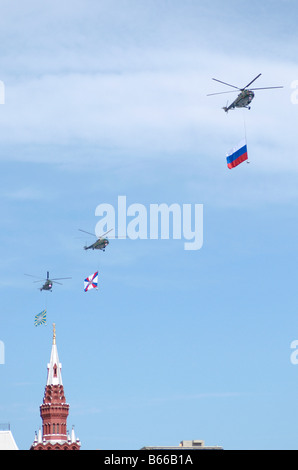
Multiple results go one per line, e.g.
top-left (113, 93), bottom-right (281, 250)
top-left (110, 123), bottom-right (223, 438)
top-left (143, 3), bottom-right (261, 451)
top-left (0, 431), bottom-right (18, 450)
top-left (141, 440), bottom-right (223, 450)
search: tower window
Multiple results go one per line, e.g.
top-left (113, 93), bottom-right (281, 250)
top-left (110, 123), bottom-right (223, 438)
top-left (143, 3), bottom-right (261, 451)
top-left (53, 364), bottom-right (57, 377)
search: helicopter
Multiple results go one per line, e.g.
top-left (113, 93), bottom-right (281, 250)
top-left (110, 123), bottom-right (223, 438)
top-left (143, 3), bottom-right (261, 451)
top-left (25, 271), bottom-right (72, 291)
top-left (207, 73), bottom-right (283, 112)
top-left (78, 229), bottom-right (113, 251)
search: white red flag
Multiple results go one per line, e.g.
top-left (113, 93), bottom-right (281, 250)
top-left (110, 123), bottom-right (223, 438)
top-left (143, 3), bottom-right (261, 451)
top-left (84, 271), bottom-right (99, 292)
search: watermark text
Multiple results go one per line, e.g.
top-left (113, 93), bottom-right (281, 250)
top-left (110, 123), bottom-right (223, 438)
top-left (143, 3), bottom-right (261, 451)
top-left (0, 81), bottom-right (5, 104)
top-left (95, 196), bottom-right (203, 251)
top-left (291, 80), bottom-right (298, 104)
top-left (0, 341), bottom-right (4, 365)
top-left (290, 340), bottom-right (298, 365)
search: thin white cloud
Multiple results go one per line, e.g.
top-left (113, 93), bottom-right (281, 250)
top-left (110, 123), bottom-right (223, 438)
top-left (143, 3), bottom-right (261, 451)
top-left (1, 54), bottom-right (296, 152)
top-left (3, 187), bottom-right (45, 201)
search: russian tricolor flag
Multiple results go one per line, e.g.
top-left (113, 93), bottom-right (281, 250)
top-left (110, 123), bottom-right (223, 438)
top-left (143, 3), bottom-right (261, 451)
top-left (226, 138), bottom-right (248, 169)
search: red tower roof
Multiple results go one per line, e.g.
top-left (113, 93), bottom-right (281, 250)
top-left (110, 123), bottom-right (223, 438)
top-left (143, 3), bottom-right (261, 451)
top-left (30, 324), bottom-right (81, 450)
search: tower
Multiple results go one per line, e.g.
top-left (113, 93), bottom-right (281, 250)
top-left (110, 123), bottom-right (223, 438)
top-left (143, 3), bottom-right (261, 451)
top-left (31, 324), bottom-right (81, 450)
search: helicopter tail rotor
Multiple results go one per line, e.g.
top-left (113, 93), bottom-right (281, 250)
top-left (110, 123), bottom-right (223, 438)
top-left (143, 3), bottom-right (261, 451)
top-left (222, 100), bottom-right (229, 113)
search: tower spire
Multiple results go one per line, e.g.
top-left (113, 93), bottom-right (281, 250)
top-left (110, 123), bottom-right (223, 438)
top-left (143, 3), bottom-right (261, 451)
top-left (47, 323), bottom-right (63, 386)
top-left (30, 324), bottom-right (81, 450)
top-left (53, 322), bottom-right (56, 345)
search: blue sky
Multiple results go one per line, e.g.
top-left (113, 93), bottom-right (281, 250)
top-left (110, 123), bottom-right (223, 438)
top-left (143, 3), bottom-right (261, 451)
top-left (0, 0), bottom-right (298, 450)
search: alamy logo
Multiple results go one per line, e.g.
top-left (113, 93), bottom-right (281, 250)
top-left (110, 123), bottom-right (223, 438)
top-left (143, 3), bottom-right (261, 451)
top-left (0, 81), bottom-right (5, 105)
top-left (95, 196), bottom-right (203, 251)
top-left (290, 340), bottom-right (298, 365)
top-left (0, 341), bottom-right (4, 365)
top-left (291, 80), bottom-right (298, 104)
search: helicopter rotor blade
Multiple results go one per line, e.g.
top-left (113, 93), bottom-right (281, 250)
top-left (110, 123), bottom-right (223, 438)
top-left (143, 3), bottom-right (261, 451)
top-left (207, 90), bottom-right (239, 96)
top-left (100, 229), bottom-right (113, 238)
top-left (78, 229), bottom-right (97, 238)
top-left (51, 277), bottom-right (72, 281)
top-left (211, 78), bottom-right (241, 90)
top-left (242, 73), bottom-right (262, 90)
top-left (249, 86), bottom-right (284, 91)
top-left (24, 273), bottom-right (44, 281)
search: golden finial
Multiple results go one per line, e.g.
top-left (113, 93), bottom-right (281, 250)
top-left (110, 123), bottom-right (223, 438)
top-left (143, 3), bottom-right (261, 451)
top-left (53, 323), bottom-right (56, 345)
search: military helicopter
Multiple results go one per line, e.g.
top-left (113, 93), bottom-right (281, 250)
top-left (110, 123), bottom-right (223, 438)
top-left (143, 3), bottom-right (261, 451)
top-left (207, 73), bottom-right (283, 112)
top-left (25, 271), bottom-right (72, 291)
top-left (78, 229), bottom-right (113, 251)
